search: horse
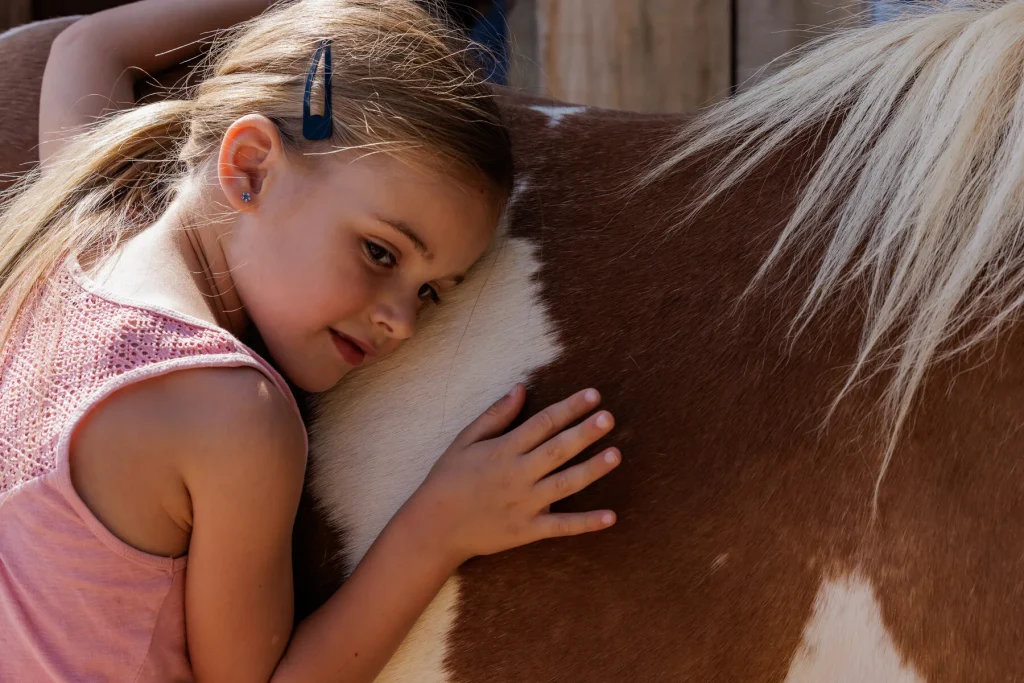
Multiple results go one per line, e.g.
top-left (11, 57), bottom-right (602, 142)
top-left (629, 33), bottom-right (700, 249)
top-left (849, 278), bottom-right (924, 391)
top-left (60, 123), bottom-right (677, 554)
top-left (5, 3), bottom-right (1024, 681)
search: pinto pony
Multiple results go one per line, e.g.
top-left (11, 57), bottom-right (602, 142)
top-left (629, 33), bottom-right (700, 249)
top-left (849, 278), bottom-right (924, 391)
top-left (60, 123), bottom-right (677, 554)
top-left (5, 3), bottom-right (1024, 681)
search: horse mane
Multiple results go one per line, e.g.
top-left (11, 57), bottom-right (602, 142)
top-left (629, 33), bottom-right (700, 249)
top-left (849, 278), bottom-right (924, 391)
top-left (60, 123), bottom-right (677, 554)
top-left (643, 0), bottom-right (1024, 503)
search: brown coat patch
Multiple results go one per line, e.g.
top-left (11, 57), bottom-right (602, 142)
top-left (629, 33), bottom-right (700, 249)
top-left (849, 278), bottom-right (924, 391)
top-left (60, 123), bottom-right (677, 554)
top-left (442, 102), bottom-right (1024, 681)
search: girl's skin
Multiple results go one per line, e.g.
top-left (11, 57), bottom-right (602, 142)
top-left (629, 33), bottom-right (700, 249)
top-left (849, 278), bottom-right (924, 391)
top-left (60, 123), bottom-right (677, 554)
top-left (40, 2), bottom-right (620, 682)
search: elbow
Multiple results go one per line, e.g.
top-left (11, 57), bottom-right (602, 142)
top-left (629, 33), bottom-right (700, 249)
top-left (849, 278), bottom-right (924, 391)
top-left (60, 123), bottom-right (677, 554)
top-left (48, 14), bottom-right (122, 65)
top-left (48, 16), bottom-right (92, 58)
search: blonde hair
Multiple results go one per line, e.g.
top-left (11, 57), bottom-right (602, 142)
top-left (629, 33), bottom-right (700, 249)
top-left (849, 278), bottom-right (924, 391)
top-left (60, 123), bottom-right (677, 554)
top-left (0, 0), bottom-right (513, 346)
top-left (643, 0), bottom-right (1024, 504)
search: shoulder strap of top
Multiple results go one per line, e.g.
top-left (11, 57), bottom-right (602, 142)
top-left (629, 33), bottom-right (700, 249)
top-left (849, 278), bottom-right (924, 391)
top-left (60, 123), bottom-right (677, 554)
top-left (63, 256), bottom-right (308, 452)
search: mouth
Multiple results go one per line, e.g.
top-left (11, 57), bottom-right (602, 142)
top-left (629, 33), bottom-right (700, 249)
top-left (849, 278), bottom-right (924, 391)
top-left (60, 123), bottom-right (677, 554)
top-left (330, 329), bottom-right (377, 367)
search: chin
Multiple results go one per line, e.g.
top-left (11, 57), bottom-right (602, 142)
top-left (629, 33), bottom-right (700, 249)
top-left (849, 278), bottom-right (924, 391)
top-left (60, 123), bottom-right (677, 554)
top-left (271, 352), bottom-right (350, 394)
top-left (294, 366), bottom-right (349, 394)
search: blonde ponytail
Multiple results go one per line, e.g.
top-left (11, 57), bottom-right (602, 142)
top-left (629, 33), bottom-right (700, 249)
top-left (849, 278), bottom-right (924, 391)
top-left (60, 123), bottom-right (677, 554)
top-left (0, 98), bottom-right (193, 343)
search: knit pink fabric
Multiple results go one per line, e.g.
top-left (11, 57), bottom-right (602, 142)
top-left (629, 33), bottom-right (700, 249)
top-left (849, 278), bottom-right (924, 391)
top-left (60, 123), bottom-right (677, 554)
top-left (0, 257), bottom-right (308, 682)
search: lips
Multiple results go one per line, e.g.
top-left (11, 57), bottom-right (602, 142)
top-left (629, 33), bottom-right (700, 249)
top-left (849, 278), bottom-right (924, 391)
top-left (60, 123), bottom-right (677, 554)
top-left (330, 330), bottom-right (376, 367)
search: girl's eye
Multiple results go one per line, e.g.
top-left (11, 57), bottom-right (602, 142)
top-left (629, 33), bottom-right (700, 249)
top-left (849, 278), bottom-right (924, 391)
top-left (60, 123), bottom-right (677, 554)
top-left (364, 239), bottom-right (439, 305)
top-left (365, 241), bottom-right (396, 267)
top-left (419, 283), bottom-right (440, 305)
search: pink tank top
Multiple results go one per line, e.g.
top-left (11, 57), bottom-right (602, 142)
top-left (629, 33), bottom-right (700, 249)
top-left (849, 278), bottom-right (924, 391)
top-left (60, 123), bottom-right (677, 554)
top-left (0, 257), bottom-right (308, 682)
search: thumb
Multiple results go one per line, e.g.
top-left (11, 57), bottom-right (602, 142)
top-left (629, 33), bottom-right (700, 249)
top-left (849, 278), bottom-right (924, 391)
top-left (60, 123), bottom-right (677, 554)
top-left (455, 384), bottom-right (526, 446)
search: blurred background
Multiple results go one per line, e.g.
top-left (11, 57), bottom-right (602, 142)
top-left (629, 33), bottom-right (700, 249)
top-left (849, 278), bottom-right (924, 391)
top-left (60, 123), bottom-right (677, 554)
top-left (0, 0), bottom-right (919, 113)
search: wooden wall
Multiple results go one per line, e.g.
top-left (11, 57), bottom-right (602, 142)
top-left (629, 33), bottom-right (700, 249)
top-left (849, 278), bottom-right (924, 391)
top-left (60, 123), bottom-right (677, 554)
top-left (536, 0), bottom-right (730, 113)
top-left (508, 0), bottom-right (867, 113)
top-left (1, 1), bottom-right (32, 32)
top-left (736, 0), bottom-right (866, 87)
top-left (3, 0), bottom-right (868, 114)
top-left (0, 0), bottom-right (123, 28)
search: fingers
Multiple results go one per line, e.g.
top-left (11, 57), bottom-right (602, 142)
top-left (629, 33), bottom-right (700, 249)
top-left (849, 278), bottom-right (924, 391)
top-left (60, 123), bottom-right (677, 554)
top-left (534, 448), bottom-right (620, 506)
top-left (523, 408), bottom-right (614, 480)
top-left (506, 388), bottom-right (602, 454)
top-left (454, 384), bottom-right (526, 447)
top-left (534, 509), bottom-right (617, 540)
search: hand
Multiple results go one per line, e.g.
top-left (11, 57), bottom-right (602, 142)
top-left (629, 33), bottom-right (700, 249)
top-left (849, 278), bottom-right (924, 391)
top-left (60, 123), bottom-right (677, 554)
top-left (407, 384), bottom-right (620, 567)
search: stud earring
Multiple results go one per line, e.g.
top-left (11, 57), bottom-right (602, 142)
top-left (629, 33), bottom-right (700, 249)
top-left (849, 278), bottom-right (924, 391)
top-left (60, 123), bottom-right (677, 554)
top-left (241, 192), bottom-right (251, 203)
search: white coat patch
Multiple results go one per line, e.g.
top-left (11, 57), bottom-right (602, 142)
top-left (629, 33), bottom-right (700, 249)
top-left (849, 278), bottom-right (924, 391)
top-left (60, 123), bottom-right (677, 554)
top-left (785, 574), bottom-right (926, 683)
top-left (530, 105), bottom-right (588, 127)
top-left (309, 180), bottom-right (560, 683)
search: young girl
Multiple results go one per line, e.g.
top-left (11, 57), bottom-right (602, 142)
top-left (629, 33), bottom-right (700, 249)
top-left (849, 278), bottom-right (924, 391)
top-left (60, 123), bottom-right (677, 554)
top-left (0, 1), bottom-right (620, 680)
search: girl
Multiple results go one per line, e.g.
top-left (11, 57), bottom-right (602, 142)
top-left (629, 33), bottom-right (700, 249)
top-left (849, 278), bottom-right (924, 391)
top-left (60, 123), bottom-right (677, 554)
top-left (0, 1), bottom-right (621, 681)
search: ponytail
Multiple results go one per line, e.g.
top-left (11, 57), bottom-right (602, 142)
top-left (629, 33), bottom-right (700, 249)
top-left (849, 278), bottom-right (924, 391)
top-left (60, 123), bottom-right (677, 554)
top-left (0, 98), bottom-right (193, 345)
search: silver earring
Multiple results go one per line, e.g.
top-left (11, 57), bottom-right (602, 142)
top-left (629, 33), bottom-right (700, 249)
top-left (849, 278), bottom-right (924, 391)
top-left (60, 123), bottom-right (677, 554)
top-left (241, 192), bottom-right (251, 203)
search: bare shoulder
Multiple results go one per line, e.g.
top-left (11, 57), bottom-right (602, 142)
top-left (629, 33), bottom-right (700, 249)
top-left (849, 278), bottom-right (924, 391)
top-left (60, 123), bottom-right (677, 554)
top-left (76, 365), bottom-right (307, 476)
top-left (71, 365), bottom-right (306, 556)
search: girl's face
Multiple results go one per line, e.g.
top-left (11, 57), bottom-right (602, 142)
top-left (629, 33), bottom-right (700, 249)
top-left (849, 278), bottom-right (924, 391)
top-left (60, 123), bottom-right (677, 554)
top-left (216, 120), bottom-right (501, 392)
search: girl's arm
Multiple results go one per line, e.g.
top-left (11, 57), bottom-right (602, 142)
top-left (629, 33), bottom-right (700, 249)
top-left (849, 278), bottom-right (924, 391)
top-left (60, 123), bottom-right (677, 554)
top-left (179, 378), bottom-right (615, 683)
top-left (38, 0), bottom-right (274, 164)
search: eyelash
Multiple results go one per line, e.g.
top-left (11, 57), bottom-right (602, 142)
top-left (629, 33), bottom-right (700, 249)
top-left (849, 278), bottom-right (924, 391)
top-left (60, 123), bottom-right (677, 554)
top-left (363, 240), bottom-right (440, 304)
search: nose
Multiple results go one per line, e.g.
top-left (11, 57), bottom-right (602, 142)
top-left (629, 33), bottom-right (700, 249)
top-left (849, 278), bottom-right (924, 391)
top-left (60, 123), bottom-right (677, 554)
top-left (370, 296), bottom-right (417, 342)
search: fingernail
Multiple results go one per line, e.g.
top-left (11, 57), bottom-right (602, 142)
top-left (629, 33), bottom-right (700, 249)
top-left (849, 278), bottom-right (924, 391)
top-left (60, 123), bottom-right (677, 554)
top-left (602, 513), bottom-right (615, 525)
top-left (584, 389), bottom-right (599, 403)
top-left (596, 412), bottom-right (611, 429)
top-left (604, 450), bottom-right (618, 464)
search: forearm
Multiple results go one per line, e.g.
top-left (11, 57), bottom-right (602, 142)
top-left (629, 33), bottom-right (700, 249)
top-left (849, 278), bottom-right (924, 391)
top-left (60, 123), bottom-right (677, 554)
top-left (271, 499), bottom-right (461, 683)
top-left (38, 0), bottom-right (275, 163)
top-left (38, 27), bottom-right (134, 163)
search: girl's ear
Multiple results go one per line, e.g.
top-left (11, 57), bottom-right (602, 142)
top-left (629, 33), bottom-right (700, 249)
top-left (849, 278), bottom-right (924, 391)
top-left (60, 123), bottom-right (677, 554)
top-left (217, 114), bottom-right (285, 211)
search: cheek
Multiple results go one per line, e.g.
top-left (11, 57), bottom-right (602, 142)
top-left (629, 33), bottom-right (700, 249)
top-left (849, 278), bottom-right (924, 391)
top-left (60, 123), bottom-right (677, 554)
top-left (378, 337), bottom-right (403, 356)
top-left (337, 268), bottom-right (375, 313)
top-left (313, 255), bottom-right (377, 322)
top-left (232, 233), bottom-right (371, 329)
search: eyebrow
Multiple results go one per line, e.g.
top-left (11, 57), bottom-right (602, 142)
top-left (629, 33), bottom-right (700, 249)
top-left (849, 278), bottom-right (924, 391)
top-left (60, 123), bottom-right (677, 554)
top-left (373, 215), bottom-right (432, 260)
top-left (372, 214), bottom-right (468, 286)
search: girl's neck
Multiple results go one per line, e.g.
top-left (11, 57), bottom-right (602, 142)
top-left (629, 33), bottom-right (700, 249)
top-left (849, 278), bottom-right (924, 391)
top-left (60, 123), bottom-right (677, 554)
top-left (166, 190), bottom-right (252, 341)
top-left (83, 186), bottom-right (261, 348)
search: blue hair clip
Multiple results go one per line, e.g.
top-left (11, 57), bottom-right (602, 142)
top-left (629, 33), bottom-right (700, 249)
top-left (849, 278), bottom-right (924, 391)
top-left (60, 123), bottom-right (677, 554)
top-left (303, 39), bottom-right (333, 141)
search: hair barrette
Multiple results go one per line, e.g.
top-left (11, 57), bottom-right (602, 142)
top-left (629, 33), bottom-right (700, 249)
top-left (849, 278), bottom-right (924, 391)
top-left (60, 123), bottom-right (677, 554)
top-left (303, 39), bottom-right (333, 141)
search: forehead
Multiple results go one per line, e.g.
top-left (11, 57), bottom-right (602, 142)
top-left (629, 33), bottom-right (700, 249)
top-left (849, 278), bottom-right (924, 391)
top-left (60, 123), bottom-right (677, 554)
top-left (310, 151), bottom-right (500, 263)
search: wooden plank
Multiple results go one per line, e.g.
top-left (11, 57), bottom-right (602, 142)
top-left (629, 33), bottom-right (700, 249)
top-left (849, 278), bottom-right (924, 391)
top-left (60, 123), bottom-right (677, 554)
top-left (736, 0), bottom-right (868, 89)
top-left (1, 0), bottom-right (32, 32)
top-left (535, 0), bottom-right (731, 113)
top-left (506, 0), bottom-right (540, 93)
top-left (31, 0), bottom-right (129, 20)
